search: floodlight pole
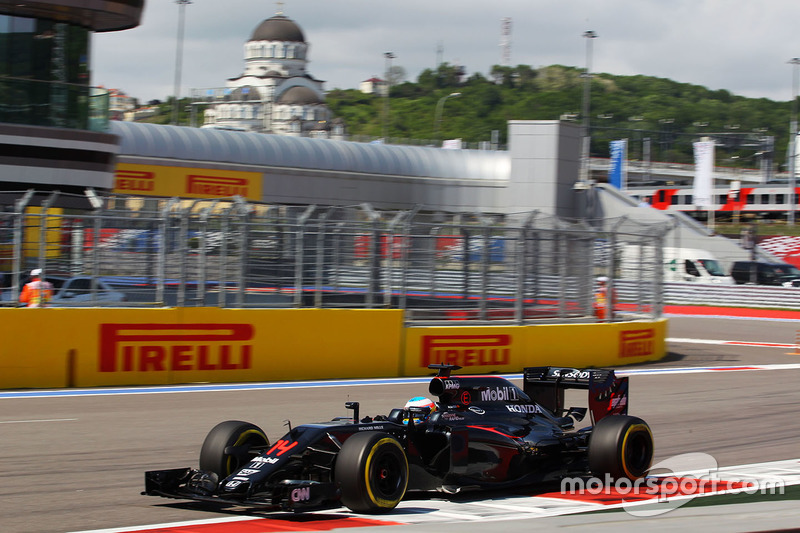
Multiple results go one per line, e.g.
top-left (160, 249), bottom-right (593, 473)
top-left (383, 52), bottom-right (395, 141)
top-left (172, 0), bottom-right (192, 126)
top-left (789, 58), bottom-right (800, 225)
top-left (579, 30), bottom-right (598, 186)
top-left (434, 92), bottom-right (461, 146)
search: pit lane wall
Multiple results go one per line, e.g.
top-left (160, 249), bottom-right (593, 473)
top-left (0, 308), bottom-right (666, 389)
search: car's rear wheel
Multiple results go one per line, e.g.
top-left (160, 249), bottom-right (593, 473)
top-left (335, 432), bottom-right (408, 513)
top-left (199, 420), bottom-right (269, 478)
top-left (588, 415), bottom-right (653, 480)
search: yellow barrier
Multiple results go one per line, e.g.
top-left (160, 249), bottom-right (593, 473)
top-left (0, 308), bottom-right (666, 389)
top-left (402, 320), bottom-right (666, 376)
top-left (0, 308), bottom-right (404, 389)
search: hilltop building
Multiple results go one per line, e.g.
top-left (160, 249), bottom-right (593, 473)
top-left (199, 9), bottom-right (341, 138)
top-left (360, 77), bottom-right (387, 96)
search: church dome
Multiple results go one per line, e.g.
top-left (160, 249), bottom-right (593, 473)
top-left (250, 14), bottom-right (305, 42)
top-left (277, 86), bottom-right (322, 105)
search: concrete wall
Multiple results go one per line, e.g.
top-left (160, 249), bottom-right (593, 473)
top-left (506, 120), bottom-right (582, 217)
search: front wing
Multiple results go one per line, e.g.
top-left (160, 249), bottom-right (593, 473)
top-left (143, 467), bottom-right (342, 512)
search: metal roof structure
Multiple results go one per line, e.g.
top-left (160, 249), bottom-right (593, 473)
top-left (110, 121), bottom-right (511, 182)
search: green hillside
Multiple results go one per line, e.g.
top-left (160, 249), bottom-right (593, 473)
top-left (327, 63), bottom-right (791, 167)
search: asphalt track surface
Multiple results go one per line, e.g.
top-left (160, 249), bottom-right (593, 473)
top-left (2, 308), bottom-right (800, 533)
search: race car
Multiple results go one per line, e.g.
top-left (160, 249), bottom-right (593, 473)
top-left (143, 364), bottom-right (653, 514)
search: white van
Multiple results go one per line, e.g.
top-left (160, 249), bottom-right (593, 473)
top-left (617, 245), bottom-right (735, 284)
top-left (662, 247), bottom-right (735, 284)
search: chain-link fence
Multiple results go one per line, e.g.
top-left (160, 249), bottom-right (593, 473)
top-left (0, 190), bottom-right (668, 322)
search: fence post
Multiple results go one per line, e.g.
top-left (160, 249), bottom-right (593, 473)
top-left (36, 191), bottom-right (59, 284)
top-left (157, 198), bottom-right (179, 306)
top-left (294, 205), bottom-right (316, 308)
top-left (397, 205), bottom-right (421, 313)
top-left (86, 191), bottom-right (105, 304)
top-left (429, 225), bottom-right (440, 299)
top-left (234, 196), bottom-right (250, 308)
top-left (384, 210), bottom-right (407, 308)
top-left (10, 190), bottom-right (34, 301)
top-left (197, 199), bottom-right (218, 306)
top-left (217, 201), bottom-right (236, 307)
top-left (479, 223), bottom-right (490, 321)
top-left (515, 212), bottom-right (536, 324)
top-left (314, 207), bottom-right (335, 308)
top-left (360, 203), bottom-right (381, 309)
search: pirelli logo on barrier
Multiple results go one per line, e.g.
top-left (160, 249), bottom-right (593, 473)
top-left (187, 175), bottom-right (249, 197)
top-left (619, 329), bottom-right (655, 358)
top-left (99, 323), bottom-right (254, 372)
top-left (115, 169), bottom-right (155, 192)
top-left (421, 334), bottom-right (512, 367)
top-left (113, 163), bottom-right (261, 200)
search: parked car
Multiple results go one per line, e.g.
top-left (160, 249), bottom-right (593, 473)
top-left (1, 275), bottom-right (127, 306)
top-left (730, 261), bottom-right (800, 286)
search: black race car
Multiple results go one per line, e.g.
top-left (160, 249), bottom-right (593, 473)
top-left (144, 364), bottom-right (653, 514)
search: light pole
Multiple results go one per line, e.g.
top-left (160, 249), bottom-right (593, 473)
top-left (789, 58), bottom-right (800, 225)
top-left (434, 92), bottom-right (461, 145)
top-left (172, 0), bottom-right (192, 126)
top-left (579, 30), bottom-right (597, 185)
top-left (383, 52), bottom-right (395, 141)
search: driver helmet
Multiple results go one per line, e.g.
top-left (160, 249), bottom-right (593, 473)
top-left (404, 396), bottom-right (436, 422)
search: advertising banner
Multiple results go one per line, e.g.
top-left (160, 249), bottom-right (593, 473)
top-left (608, 139), bottom-right (628, 189)
top-left (0, 307), bottom-right (666, 389)
top-left (114, 163), bottom-right (262, 201)
top-left (693, 141), bottom-right (715, 207)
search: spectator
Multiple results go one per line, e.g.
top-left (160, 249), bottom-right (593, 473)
top-left (593, 276), bottom-right (616, 320)
top-left (20, 268), bottom-right (54, 307)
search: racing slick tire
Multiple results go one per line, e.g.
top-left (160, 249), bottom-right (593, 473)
top-left (335, 432), bottom-right (409, 514)
top-left (199, 420), bottom-right (269, 479)
top-left (588, 415), bottom-right (653, 480)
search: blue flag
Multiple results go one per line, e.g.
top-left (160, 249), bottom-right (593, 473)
top-left (609, 139), bottom-right (627, 189)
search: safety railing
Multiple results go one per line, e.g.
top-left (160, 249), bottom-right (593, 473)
top-left (0, 190), bottom-right (670, 323)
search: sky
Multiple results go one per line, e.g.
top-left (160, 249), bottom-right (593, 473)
top-left (93, 0), bottom-right (800, 105)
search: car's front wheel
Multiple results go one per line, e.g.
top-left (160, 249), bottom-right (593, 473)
top-left (588, 415), bottom-right (653, 480)
top-left (335, 432), bottom-right (408, 513)
top-left (199, 420), bottom-right (269, 479)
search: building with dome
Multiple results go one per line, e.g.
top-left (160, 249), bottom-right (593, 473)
top-left (199, 9), bottom-right (341, 138)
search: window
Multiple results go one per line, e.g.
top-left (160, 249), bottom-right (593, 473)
top-left (684, 194), bottom-right (693, 204)
top-left (0, 15), bottom-right (91, 129)
top-left (760, 194), bottom-right (770, 205)
top-left (747, 194), bottom-right (755, 204)
top-left (671, 195), bottom-right (679, 205)
top-left (777, 194), bottom-right (785, 204)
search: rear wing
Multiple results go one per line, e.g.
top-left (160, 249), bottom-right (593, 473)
top-left (523, 366), bottom-right (628, 423)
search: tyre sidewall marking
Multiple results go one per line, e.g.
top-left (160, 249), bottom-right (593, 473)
top-left (225, 428), bottom-right (268, 475)
top-left (619, 423), bottom-right (653, 479)
top-left (363, 437), bottom-right (408, 508)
